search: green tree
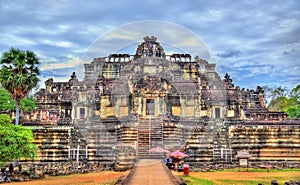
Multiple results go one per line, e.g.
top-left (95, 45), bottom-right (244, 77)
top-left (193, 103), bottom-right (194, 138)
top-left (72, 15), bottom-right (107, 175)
top-left (0, 88), bottom-right (15, 112)
top-left (290, 84), bottom-right (300, 101)
top-left (0, 88), bottom-right (36, 114)
top-left (20, 97), bottom-right (36, 113)
top-left (263, 86), bottom-right (288, 105)
top-left (286, 105), bottom-right (300, 118)
top-left (266, 84), bottom-right (300, 118)
top-left (286, 85), bottom-right (300, 118)
top-left (0, 48), bottom-right (40, 125)
top-left (267, 96), bottom-right (290, 112)
top-left (0, 114), bottom-right (37, 162)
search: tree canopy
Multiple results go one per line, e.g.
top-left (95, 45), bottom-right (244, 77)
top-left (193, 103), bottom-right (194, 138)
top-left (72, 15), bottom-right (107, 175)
top-left (0, 87), bottom-right (15, 112)
top-left (0, 48), bottom-right (40, 125)
top-left (20, 96), bottom-right (36, 113)
top-left (265, 84), bottom-right (300, 118)
top-left (0, 114), bottom-right (38, 162)
top-left (0, 88), bottom-right (36, 113)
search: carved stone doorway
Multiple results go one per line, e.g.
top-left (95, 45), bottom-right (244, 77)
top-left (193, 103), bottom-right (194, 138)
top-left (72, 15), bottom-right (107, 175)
top-left (146, 99), bottom-right (155, 116)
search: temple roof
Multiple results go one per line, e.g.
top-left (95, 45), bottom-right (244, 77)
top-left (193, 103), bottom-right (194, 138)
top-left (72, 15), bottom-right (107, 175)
top-left (135, 36), bottom-right (165, 58)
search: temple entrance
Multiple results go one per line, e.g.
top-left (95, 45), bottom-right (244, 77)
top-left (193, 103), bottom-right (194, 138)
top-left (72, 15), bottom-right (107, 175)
top-left (146, 99), bottom-right (155, 115)
top-left (142, 98), bottom-right (157, 117)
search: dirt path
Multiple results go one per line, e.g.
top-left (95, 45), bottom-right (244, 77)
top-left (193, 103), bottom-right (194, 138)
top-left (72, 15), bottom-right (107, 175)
top-left (127, 159), bottom-right (176, 185)
top-left (10, 171), bottom-right (128, 185)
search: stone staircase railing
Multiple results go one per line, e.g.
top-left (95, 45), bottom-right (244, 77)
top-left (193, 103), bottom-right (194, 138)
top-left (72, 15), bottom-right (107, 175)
top-left (137, 118), bottom-right (164, 159)
top-left (212, 120), bottom-right (232, 164)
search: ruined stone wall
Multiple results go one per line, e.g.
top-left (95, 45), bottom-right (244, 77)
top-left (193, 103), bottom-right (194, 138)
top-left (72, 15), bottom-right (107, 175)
top-left (181, 119), bottom-right (300, 167)
top-left (30, 126), bottom-right (71, 162)
top-left (229, 124), bottom-right (300, 164)
top-left (27, 119), bottom-right (300, 171)
top-left (184, 125), bottom-right (214, 164)
top-left (26, 37), bottom-right (299, 170)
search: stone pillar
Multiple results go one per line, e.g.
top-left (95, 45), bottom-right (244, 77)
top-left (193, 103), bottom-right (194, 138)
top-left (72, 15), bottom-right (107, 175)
top-left (100, 97), bottom-right (106, 117)
top-left (180, 97), bottom-right (185, 117)
top-left (72, 103), bottom-right (76, 120)
top-left (88, 105), bottom-right (93, 118)
top-left (156, 97), bottom-right (160, 115)
top-left (116, 98), bottom-right (120, 117)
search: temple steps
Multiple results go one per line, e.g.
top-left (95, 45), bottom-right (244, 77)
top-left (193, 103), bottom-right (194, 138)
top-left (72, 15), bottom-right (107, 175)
top-left (30, 127), bottom-right (71, 162)
top-left (85, 126), bottom-right (118, 162)
top-left (114, 145), bottom-right (136, 171)
top-left (230, 126), bottom-right (300, 162)
top-left (137, 118), bottom-right (164, 159)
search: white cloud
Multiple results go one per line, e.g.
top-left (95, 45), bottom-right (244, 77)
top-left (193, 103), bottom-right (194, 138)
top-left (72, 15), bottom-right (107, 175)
top-left (37, 53), bottom-right (59, 63)
top-left (0, 0), bottom-right (299, 90)
top-left (0, 33), bottom-right (36, 46)
top-left (181, 9), bottom-right (224, 24)
top-left (102, 31), bottom-right (139, 41)
top-left (43, 39), bottom-right (75, 48)
top-left (278, 19), bottom-right (299, 32)
top-left (79, 25), bottom-right (116, 36)
top-left (41, 58), bottom-right (83, 70)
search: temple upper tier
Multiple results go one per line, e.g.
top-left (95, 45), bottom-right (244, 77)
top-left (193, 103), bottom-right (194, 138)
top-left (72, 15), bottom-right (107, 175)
top-left (30, 36), bottom-right (286, 125)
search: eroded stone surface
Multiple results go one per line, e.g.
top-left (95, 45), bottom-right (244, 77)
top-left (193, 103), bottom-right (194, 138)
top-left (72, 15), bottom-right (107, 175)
top-left (19, 36), bottom-right (299, 169)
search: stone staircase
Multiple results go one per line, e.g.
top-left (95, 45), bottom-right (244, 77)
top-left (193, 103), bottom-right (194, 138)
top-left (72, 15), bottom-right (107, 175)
top-left (117, 124), bottom-right (138, 145)
top-left (70, 123), bottom-right (89, 162)
top-left (230, 125), bottom-right (300, 165)
top-left (183, 119), bottom-right (232, 165)
top-left (211, 120), bottom-right (232, 164)
top-left (85, 124), bottom-right (118, 162)
top-left (114, 144), bottom-right (136, 171)
top-left (114, 123), bottom-right (138, 171)
top-left (137, 118), bottom-right (164, 159)
top-left (184, 123), bottom-right (214, 164)
top-left (32, 126), bottom-right (71, 162)
top-left (163, 122), bottom-right (184, 150)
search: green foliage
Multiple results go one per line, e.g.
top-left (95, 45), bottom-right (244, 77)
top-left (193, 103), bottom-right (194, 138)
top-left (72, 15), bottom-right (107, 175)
top-left (0, 48), bottom-right (40, 125)
top-left (0, 114), bottom-right (13, 124)
top-left (287, 105), bottom-right (300, 118)
top-left (181, 175), bottom-right (214, 185)
top-left (263, 86), bottom-right (288, 103)
top-left (216, 168), bottom-right (300, 172)
top-left (266, 84), bottom-right (300, 118)
top-left (217, 179), bottom-right (260, 185)
top-left (267, 96), bottom-right (290, 112)
top-left (0, 88), bottom-right (36, 113)
top-left (0, 88), bottom-right (15, 111)
top-left (20, 97), bottom-right (36, 112)
top-left (0, 114), bottom-right (38, 162)
top-left (181, 169), bottom-right (300, 185)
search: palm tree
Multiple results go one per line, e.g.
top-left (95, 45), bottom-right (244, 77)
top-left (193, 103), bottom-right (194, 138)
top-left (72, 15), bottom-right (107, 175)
top-left (0, 48), bottom-right (40, 125)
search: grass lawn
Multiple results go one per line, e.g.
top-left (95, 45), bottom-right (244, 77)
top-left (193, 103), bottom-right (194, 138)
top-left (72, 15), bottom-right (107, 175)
top-left (179, 168), bottom-right (300, 185)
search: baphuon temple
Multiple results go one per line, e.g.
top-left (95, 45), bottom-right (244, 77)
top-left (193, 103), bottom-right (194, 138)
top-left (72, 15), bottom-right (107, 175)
top-left (23, 36), bottom-right (300, 170)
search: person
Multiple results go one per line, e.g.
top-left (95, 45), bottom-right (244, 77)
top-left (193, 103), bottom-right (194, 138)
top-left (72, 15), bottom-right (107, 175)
top-left (166, 158), bottom-right (170, 168)
top-left (3, 171), bottom-right (10, 182)
top-left (1, 168), bottom-right (10, 183)
top-left (177, 163), bottom-right (184, 172)
top-left (9, 163), bottom-right (13, 174)
top-left (167, 158), bottom-right (174, 170)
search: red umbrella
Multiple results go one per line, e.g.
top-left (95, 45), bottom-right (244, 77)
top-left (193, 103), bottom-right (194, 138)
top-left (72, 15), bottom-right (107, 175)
top-left (169, 150), bottom-right (189, 158)
top-left (148, 146), bottom-right (170, 153)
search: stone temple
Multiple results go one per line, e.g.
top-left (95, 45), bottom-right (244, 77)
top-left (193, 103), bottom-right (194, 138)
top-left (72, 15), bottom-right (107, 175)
top-left (24, 36), bottom-right (300, 170)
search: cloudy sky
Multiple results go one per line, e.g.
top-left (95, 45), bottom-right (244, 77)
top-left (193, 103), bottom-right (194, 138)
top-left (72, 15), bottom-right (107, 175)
top-left (0, 0), bottom-right (299, 90)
